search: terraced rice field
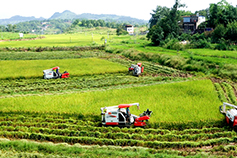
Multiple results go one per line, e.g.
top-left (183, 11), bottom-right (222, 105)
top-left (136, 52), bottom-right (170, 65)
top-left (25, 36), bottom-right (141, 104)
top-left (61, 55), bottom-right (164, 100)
top-left (0, 47), bottom-right (236, 157)
top-left (0, 111), bottom-right (234, 157)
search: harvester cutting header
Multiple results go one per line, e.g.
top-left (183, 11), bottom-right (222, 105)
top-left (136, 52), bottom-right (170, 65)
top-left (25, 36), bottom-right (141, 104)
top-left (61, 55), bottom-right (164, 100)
top-left (101, 103), bottom-right (152, 127)
top-left (220, 102), bottom-right (237, 131)
top-left (43, 66), bottom-right (69, 79)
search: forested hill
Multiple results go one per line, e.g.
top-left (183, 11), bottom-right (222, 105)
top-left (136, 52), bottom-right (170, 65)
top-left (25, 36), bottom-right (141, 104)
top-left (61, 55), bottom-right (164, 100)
top-left (0, 15), bottom-right (45, 25)
top-left (0, 10), bottom-right (148, 25)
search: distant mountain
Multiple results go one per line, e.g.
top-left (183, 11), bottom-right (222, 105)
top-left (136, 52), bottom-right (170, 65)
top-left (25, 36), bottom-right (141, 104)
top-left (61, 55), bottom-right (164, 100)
top-left (76, 13), bottom-right (147, 24)
top-left (49, 10), bottom-right (78, 20)
top-left (0, 10), bottom-right (147, 25)
top-left (0, 15), bottom-right (45, 25)
top-left (49, 11), bottom-right (147, 24)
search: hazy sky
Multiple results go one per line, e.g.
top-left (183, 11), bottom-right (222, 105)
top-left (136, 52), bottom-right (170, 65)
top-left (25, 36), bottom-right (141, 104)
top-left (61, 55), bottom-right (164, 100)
top-left (1, 0), bottom-right (237, 20)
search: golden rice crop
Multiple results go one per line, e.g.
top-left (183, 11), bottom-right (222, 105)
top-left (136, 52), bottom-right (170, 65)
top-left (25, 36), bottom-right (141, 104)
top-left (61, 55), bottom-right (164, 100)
top-left (0, 80), bottom-right (222, 123)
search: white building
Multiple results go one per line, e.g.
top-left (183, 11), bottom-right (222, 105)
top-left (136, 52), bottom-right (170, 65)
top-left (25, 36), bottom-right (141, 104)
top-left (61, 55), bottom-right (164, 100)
top-left (125, 25), bottom-right (134, 35)
top-left (182, 15), bottom-right (206, 33)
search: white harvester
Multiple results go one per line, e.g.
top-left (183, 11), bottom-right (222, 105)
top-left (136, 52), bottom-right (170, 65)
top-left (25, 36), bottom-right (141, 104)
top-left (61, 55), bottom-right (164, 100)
top-left (100, 103), bottom-right (152, 127)
top-left (43, 66), bottom-right (69, 79)
top-left (128, 63), bottom-right (144, 76)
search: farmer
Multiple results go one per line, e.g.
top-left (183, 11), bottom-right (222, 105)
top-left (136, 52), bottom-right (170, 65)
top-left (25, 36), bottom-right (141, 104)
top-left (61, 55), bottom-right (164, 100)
top-left (126, 107), bottom-right (131, 122)
top-left (56, 67), bottom-right (59, 75)
top-left (126, 107), bottom-right (130, 116)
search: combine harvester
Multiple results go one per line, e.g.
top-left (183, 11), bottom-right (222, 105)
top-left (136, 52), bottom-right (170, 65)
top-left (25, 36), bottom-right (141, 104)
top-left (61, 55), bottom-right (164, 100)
top-left (43, 66), bottom-right (69, 79)
top-left (100, 103), bottom-right (152, 127)
top-left (220, 102), bottom-right (237, 131)
top-left (128, 63), bottom-right (144, 76)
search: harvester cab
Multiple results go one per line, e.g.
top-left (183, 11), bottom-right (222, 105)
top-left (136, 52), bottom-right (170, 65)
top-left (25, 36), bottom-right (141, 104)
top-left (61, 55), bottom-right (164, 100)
top-left (220, 102), bottom-right (237, 131)
top-left (100, 103), bottom-right (152, 127)
top-left (128, 63), bottom-right (144, 76)
top-left (43, 66), bottom-right (69, 79)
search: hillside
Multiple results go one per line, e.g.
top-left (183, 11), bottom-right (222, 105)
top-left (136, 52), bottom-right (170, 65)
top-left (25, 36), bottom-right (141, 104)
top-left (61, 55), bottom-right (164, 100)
top-left (0, 15), bottom-right (45, 25)
top-left (49, 10), bottom-right (78, 19)
top-left (0, 10), bottom-right (148, 25)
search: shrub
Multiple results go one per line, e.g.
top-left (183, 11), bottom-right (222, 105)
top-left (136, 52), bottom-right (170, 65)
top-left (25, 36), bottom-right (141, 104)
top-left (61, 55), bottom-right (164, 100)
top-left (212, 24), bottom-right (226, 43)
top-left (190, 39), bottom-right (211, 48)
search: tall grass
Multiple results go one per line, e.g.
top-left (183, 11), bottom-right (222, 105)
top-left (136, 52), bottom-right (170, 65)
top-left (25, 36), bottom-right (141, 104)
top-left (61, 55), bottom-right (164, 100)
top-left (0, 80), bottom-right (222, 123)
top-left (0, 58), bottom-right (127, 79)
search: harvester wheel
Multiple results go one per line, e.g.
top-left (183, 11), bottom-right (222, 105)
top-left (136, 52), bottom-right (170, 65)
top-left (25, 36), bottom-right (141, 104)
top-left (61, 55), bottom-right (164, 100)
top-left (219, 105), bottom-right (225, 115)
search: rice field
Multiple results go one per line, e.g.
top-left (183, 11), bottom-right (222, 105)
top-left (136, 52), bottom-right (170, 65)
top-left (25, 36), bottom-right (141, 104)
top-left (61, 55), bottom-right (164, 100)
top-left (1, 30), bottom-right (237, 157)
top-left (0, 80), bottom-right (222, 123)
top-left (0, 58), bottom-right (127, 79)
top-left (0, 32), bottom-right (114, 47)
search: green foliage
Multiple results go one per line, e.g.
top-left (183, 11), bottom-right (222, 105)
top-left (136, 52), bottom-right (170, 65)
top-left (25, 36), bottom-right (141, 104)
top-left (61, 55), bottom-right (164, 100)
top-left (212, 24), bottom-right (226, 43)
top-left (116, 26), bottom-right (128, 36)
top-left (190, 39), bottom-right (211, 49)
top-left (148, 6), bottom-right (170, 28)
top-left (147, 25), bottom-right (164, 45)
top-left (146, 0), bottom-right (237, 50)
top-left (73, 19), bottom-right (130, 30)
top-left (147, 0), bottom-right (184, 45)
top-left (208, 0), bottom-right (237, 28)
top-left (225, 21), bottom-right (237, 43)
top-left (15, 19), bottom-right (72, 34)
top-left (214, 38), bottom-right (230, 50)
top-left (178, 33), bottom-right (192, 41)
top-left (195, 9), bottom-right (209, 19)
top-left (178, 10), bottom-right (193, 17)
top-left (161, 38), bottom-right (184, 51)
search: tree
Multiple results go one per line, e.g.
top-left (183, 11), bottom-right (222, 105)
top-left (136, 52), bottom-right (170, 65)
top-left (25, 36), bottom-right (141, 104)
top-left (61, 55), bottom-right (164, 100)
top-left (147, 25), bottom-right (164, 45)
top-left (6, 24), bottom-right (13, 32)
top-left (179, 10), bottom-right (193, 17)
top-left (72, 19), bottom-right (80, 27)
top-left (195, 9), bottom-right (209, 19)
top-left (225, 21), bottom-right (237, 43)
top-left (208, 0), bottom-right (237, 28)
top-left (147, 0), bottom-right (184, 45)
top-left (116, 25), bottom-right (128, 36)
top-left (148, 6), bottom-right (169, 28)
top-left (212, 24), bottom-right (226, 43)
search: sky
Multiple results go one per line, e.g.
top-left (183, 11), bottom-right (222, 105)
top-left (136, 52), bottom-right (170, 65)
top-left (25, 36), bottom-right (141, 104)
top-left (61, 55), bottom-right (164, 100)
top-left (1, 0), bottom-right (237, 20)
